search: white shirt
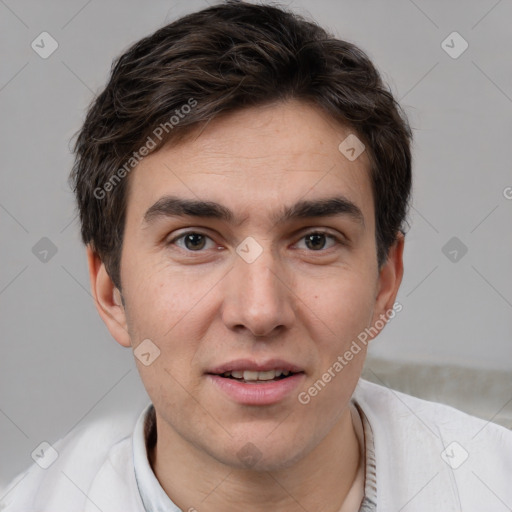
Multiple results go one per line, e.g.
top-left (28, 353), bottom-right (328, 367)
top-left (1, 378), bottom-right (511, 511)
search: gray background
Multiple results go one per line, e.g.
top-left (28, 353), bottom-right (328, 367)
top-left (1, 0), bottom-right (511, 489)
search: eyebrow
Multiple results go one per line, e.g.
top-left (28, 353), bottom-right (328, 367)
top-left (143, 194), bottom-right (365, 227)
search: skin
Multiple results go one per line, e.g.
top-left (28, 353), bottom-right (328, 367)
top-left (88, 99), bottom-right (404, 511)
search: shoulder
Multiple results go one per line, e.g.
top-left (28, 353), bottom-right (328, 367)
top-left (0, 405), bottom-right (149, 512)
top-left (354, 378), bottom-right (512, 510)
top-left (355, 377), bottom-right (512, 446)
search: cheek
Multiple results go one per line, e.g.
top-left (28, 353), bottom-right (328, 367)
top-left (301, 267), bottom-right (376, 350)
top-left (123, 260), bottom-right (210, 340)
top-left (121, 274), bottom-right (210, 399)
top-left (123, 274), bottom-right (209, 415)
top-left (296, 273), bottom-right (373, 423)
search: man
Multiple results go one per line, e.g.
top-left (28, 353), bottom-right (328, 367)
top-left (1, 1), bottom-right (510, 511)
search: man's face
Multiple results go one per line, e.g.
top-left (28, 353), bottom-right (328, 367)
top-left (105, 100), bottom-right (399, 470)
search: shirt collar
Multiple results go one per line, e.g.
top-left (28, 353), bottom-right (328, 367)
top-left (132, 402), bottom-right (180, 512)
top-left (353, 399), bottom-right (378, 509)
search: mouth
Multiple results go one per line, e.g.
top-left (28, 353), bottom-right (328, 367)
top-left (206, 359), bottom-right (306, 405)
top-left (213, 369), bottom-right (303, 383)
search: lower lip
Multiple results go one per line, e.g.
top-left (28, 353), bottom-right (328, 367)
top-left (207, 373), bottom-right (306, 405)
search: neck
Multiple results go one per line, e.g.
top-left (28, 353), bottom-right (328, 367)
top-left (150, 406), bottom-right (361, 512)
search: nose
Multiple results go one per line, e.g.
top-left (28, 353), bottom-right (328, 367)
top-left (221, 244), bottom-right (296, 338)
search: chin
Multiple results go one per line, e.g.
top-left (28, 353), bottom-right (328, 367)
top-left (214, 436), bottom-right (310, 473)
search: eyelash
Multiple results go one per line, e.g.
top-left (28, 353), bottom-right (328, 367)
top-left (167, 230), bottom-right (346, 254)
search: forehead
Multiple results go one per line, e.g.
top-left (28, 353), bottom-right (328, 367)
top-left (126, 99), bottom-right (374, 228)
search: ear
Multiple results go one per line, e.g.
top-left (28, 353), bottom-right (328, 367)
top-left (369, 232), bottom-right (405, 337)
top-left (86, 245), bottom-right (131, 348)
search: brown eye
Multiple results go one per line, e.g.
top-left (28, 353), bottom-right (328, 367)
top-left (296, 231), bottom-right (341, 252)
top-left (183, 233), bottom-right (207, 250)
top-left (305, 233), bottom-right (328, 250)
top-left (168, 231), bottom-right (214, 251)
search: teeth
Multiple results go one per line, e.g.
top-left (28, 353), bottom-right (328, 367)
top-left (243, 370), bottom-right (260, 381)
top-left (252, 370), bottom-right (275, 381)
top-left (221, 369), bottom-right (292, 381)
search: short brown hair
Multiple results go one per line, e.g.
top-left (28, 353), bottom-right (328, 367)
top-left (70, 0), bottom-right (412, 290)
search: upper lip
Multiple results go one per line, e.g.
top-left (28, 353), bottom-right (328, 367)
top-left (207, 358), bottom-right (305, 375)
